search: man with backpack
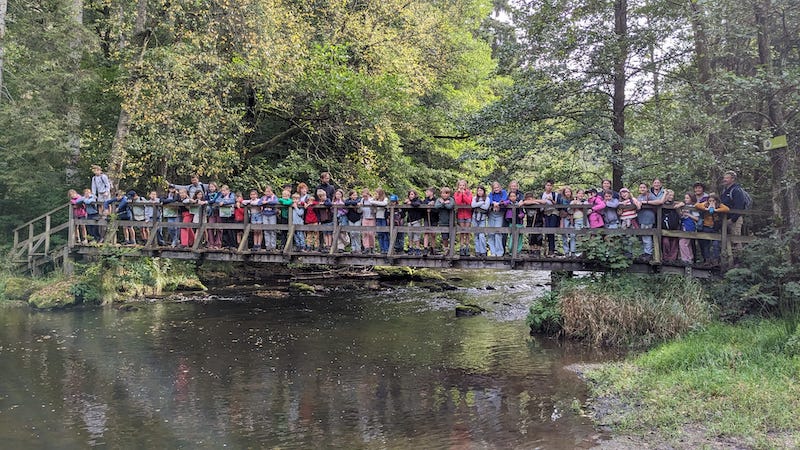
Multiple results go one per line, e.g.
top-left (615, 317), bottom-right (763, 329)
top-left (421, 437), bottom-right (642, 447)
top-left (721, 170), bottom-right (750, 250)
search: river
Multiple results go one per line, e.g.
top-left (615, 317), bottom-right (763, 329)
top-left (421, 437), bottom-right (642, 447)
top-left (0, 270), bottom-right (615, 449)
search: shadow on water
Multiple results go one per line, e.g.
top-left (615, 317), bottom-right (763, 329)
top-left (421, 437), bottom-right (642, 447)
top-left (0, 270), bottom-right (619, 449)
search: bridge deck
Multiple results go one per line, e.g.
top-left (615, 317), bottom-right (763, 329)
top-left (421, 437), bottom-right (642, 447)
top-left (73, 245), bottom-right (712, 277)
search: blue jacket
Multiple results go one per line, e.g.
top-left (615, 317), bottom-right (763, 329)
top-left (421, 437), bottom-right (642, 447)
top-left (721, 183), bottom-right (746, 221)
top-left (79, 194), bottom-right (99, 215)
top-left (488, 190), bottom-right (508, 215)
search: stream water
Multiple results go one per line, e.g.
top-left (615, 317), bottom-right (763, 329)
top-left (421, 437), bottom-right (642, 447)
top-left (0, 270), bottom-right (616, 449)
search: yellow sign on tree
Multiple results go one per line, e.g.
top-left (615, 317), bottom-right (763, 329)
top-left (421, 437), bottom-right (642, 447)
top-left (763, 135), bottom-right (788, 150)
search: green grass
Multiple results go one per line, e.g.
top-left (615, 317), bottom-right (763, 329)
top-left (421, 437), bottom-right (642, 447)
top-left (587, 319), bottom-right (800, 448)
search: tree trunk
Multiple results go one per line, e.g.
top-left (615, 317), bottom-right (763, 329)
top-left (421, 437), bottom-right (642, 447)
top-left (611, 0), bottom-right (627, 191)
top-left (688, 0), bottom-right (724, 185)
top-left (65, 0), bottom-right (83, 182)
top-left (754, 0), bottom-right (794, 232)
top-left (0, 0), bottom-right (7, 101)
top-left (106, 0), bottom-right (148, 189)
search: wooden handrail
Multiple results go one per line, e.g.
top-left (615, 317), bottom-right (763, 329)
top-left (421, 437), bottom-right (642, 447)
top-left (12, 203), bottom-right (70, 233)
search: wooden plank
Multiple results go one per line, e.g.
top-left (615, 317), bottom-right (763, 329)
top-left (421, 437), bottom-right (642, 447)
top-left (721, 212), bottom-right (731, 267)
top-left (28, 223), bottom-right (34, 261)
top-left (192, 213), bottom-right (208, 252)
top-left (388, 205), bottom-right (397, 257)
top-left (144, 220), bottom-right (162, 248)
top-left (45, 214), bottom-right (52, 254)
top-left (237, 223), bottom-right (252, 253)
top-left (653, 206), bottom-right (663, 263)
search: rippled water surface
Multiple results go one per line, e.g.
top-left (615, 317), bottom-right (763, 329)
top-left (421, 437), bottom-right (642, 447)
top-left (0, 270), bottom-right (614, 449)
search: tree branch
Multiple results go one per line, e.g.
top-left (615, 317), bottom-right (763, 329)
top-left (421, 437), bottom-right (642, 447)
top-left (247, 126), bottom-right (303, 156)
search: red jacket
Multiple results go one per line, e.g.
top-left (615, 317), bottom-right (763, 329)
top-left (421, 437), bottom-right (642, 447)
top-left (304, 200), bottom-right (319, 224)
top-left (454, 190), bottom-right (473, 220)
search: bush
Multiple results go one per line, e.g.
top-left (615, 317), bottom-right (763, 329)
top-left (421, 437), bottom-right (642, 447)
top-left (578, 235), bottom-right (634, 271)
top-left (710, 227), bottom-right (800, 323)
top-left (785, 323), bottom-right (800, 357)
top-left (526, 291), bottom-right (563, 335)
top-left (558, 274), bottom-right (711, 347)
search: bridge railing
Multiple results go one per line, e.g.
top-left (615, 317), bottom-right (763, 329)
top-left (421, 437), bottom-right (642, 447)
top-left (11, 203), bottom-right (71, 272)
top-left (68, 202), bottom-right (766, 267)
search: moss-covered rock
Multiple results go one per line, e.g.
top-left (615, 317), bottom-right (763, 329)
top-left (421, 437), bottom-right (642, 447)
top-left (28, 280), bottom-right (77, 309)
top-left (455, 303), bottom-right (486, 317)
top-left (289, 282), bottom-right (316, 294)
top-left (374, 266), bottom-right (444, 281)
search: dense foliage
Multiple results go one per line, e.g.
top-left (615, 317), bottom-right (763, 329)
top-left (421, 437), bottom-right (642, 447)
top-left (710, 227), bottom-right (800, 323)
top-left (1, 0), bottom-right (798, 240)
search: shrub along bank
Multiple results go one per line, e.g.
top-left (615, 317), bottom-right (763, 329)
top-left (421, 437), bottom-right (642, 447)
top-left (1, 252), bottom-right (204, 308)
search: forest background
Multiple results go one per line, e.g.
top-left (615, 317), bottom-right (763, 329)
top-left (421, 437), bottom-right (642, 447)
top-left (0, 0), bottom-right (798, 239)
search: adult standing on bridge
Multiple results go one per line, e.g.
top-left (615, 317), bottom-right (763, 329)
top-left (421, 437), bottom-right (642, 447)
top-left (601, 179), bottom-right (619, 200)
top-left (316, 172), bottom-right (336, 203)
top-left (169, 174), bottom-right (208, 200)
top-left (721, 170), bottom-right (747, 250)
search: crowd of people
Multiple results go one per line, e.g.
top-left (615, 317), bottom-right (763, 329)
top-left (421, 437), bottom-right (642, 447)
top-left (68, 166), bottom-right (751, 266)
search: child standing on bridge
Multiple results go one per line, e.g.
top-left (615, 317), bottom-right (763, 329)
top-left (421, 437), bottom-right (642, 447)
top-left (291, 193), bottom-right (306, 251)
top-left (435, 187), bottom-right (455, 255)
top-left (69, 189), bottom-right (88, 245)
top-left (80, 188), bottom-right (101, 243)
top-left (695, 193), bottom-right (729, 267)
top-left (454, 180), bottom-right (473, 256)
top-left (260, 186), bottom-right (279, 251)
top-left (345, 190), bottom-right (363, 254)
top-left (360, 189), bottom-right (375, 254)
top-left (422, 188), bottom-right (438, 256)
top-left (243, 190), bottom-right (263, 251)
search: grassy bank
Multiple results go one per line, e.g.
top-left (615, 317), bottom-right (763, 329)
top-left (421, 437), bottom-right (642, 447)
top-left (586, 319), bottom-right (800, 448)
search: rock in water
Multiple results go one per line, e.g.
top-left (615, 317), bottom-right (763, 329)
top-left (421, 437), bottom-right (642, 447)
top-left (455, 303), bottom-right (486, 317)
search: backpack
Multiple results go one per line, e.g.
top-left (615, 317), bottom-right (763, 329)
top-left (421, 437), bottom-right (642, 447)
top-left (737, 186), bottom-right (752, 210)
top-left (662, 208), bottom-right (681, 231)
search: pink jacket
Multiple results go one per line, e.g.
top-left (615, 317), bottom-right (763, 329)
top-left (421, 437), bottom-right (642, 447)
top-left (588, 196), bottom-right (606, 228)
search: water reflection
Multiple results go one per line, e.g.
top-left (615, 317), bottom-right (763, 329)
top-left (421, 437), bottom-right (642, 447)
top-left (0, 271), bottom-right (614, 449)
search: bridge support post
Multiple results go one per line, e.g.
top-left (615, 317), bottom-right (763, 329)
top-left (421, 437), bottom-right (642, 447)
top-left (61, 247), bottom-right (74, 276)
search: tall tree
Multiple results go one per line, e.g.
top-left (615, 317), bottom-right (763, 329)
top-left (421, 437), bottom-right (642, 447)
top-left (106, 0), bottom-right (148, 190)
top-left (0, 0), bottom-right (6, 100)
top-left (610, 0), bottom-right (628, 190)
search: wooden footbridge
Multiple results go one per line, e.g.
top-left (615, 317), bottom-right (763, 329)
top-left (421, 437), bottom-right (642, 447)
top-left (10, 203), bottom-right (762, 278)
